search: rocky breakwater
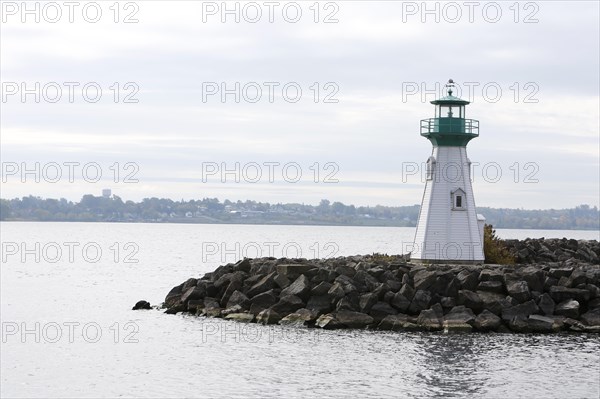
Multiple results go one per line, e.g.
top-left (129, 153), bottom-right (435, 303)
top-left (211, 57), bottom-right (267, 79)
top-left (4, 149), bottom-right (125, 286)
top-left (159, 239), bottom-right (600, 334)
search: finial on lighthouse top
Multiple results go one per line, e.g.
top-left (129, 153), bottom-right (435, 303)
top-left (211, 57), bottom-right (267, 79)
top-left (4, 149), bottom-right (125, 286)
top-left (446, 79), bottom-right (455, 96)
top-left (430, 79), bottom-right (470, 105)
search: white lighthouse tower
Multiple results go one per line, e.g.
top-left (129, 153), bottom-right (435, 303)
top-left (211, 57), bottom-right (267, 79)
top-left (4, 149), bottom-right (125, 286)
top-left (412, 80), bottom-right (485, 264)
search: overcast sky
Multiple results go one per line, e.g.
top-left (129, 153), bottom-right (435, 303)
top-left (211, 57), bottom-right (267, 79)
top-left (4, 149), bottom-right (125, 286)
top-left (1, 0), bottom-right (599, 209)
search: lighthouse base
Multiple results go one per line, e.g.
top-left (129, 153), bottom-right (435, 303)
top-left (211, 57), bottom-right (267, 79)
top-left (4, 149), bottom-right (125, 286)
top-left (410, 258), bottom-right (484, 265)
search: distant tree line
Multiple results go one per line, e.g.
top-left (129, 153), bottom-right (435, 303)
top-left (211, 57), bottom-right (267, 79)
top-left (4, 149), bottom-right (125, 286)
top-left (0, 195), bottom-right (598, 230)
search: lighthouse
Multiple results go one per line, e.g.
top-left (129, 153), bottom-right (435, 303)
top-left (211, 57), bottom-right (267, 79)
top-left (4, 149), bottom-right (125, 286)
top-left (412, 79), bottom-right (485, 264)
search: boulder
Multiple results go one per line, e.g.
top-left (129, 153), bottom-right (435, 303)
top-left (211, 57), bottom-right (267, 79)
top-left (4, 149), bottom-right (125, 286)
top-left (457, 290), bottom-right (483, 313)
top-left (399, 284), bottom-right (415, 301)
top-left (132, 300), bottom-right (151, 310)
top-left (501, 300), bottom-right (539, 322)
top-left (328, 282), bottom-right (346, 300)
top-left (479, 269), bottom-right (505, 283)
top-left (273, 274), bottom-right (291, 289)
top-left (506, 280), bottom-right (531, 303)
top-left (477, 281), bottom-right (504, 294)
top-left (336, 310), bottom-right (374, 328)
top-left (456, 270), bottom-right (478, 291)
top-left (359, 293), bottom-right (378, 313)
top-left (413, 270), bottom-right (437, 291)
top-left (279, 308), bottom-right (319, 326)
top-left (580, 308), bottom-right (600, 326)
top-left (311, 281), bottom-right (333, 296)
top-left (336, 297), bottom-right (359, 312)
top-left (247, 272), bottom-right (276, 298)
top-left (527, 315), bottom-right (556, 333)
top-left (409, 290), bottom-right (432, 314)
top-left (369, 302), bottom-right (398, 321)
top-left (280, 274), bottom-right (311, 300)
top-left (276, 264), bottom-right (314, 279)
top-left (226, 290), bottom-right (250, 310)
top-left (476, 291), bottom-right (509, 316)
top-left (474, 310), bottom-right (502, 331)
top-left (538, 293), bottom-right (555, 316)
top-left (554, 299), bottom-right (580, 319)
top-left (250, 290), bottom-right (278, 310)
top-left (271, 295), bottom-right (304, 315)
top-left (443, 306), bottom-right (476, 326)
top-left (377, 314), bottom-right (410, 331)
top-left (233, 258), bottom-right (251, 273)
top-left (256, 309), bottom-right (281, 325)
top-left (549, 286), bottom-right (590, 303)
top-left (225, 313), bottom-right (254, 323)
top-left (315, 313), bottom-right (342, 329)
top-left (443, 321), bottom-right (472, 333)
top-left (164, 303), bottom-right (186, 314)
top-left (417, 309), bottom-right (442, 331)
top-left (164, 283), bottom-right (184, 308)
top-left (306, 295), bottom-right (333, 314)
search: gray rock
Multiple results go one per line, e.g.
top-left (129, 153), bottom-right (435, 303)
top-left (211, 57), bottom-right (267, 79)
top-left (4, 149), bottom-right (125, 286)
top-left (315, 313), bottom-right (342, 329)
top-left (279, 308), bottom-right (319, 326)
top-left (233, 258), bottom-right (251, 273)
top-left (273, 273), bottom-right (291, 289)
top-left (456, 270), bottom-right (478, 291)
top-left (336, 297), bottom-right (358, 312)
top-left (474, 310), bottom-right (502, 331)
top-left (538, 293), bottom-right (555, 316)
top-left (336, 310), bottom-right (374, 328)
top-left (417, 309), bottom-right (442, 331)
top-left (506, 280), bottom-right (531, 303)
top-left (377, 314), bottom-right (410, 331)
top-left (132, 300), bottom-right (151, 310)
top-left (528, 315), bottom-right (556, 333)
top-left (164, 283), bottom-right (184, 308)
top-left (477, 281), bottom-right (504, 294)
top-left (328, 283), bottom-right (346, 301)
top-left (311, 281), bottom-right (333, 296)
top-left (549, 267), bottom-right (574, 279)
top-left (549, 286), bottom-right (590, 303)
top-left (280, 274), bottom-right (311, 300)
top-left (369, 301), bottom-right (398, 320)
top-left (457, 290), bottom-right (483, 313)
top-left (226, 290), bottom-right (250, 309)
top-left (270, 295), bottom-right (304, 315)
top-left (306, 295), bottom-right (333, 314)
top-left (225, 313), bottom-right (254, 323)
top-left (409, 290), bottom-right (432, 314)
top-left (580, 308), bottom-right (600, 326)
top-left (276, 264), bottom-right (314, 279)
top-left (476, 291), bottom-right (509, 316)
top-left (247, 272), bottom-right (276, 298)
top-left (359, 293), bottom-right (378, 313)
top-left (554, 299), bottom-right (580, 319)
top-left (256, 309), bottom-right (281, 325)
top-left (413, 270), bottom-right (437, 291)
top-left (502, 300), bottom-right (539, 322)
top-left (479, 269), bottom-right (505, 283)
top-left (250, 290), bottom-right (278, 310)
top-left (390, 292), bottom-right (410, 313)
top-left (399, 284), bottom-right (415, 301)
top-left (444, 306), bottom-right (476, 325)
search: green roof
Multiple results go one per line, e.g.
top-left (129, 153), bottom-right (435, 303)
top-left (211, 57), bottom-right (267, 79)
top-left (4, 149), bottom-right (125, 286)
top-left (430, 94), bottom-right (470, 105)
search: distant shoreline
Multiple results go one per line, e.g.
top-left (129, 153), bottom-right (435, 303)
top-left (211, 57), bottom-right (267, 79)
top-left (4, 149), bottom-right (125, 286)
top-left (1, 218), bottom-right (599, 232)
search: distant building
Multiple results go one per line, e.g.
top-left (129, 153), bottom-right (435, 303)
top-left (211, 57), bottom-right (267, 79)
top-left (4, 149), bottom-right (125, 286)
top-left (102, 189), bottom-right (112, 198)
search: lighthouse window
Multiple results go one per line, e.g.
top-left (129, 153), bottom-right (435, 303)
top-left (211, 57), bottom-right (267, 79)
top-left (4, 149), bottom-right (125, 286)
top-left (451, 188), bottom-right (466, 210)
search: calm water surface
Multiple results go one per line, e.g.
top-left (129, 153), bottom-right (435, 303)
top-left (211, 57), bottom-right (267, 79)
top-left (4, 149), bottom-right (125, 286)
top-left (1, 222), bottom-right (599, 398)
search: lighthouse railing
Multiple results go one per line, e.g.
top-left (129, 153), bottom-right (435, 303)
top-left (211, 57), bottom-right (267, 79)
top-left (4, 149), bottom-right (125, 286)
top-left (420, 118), bottom-right (479, 135)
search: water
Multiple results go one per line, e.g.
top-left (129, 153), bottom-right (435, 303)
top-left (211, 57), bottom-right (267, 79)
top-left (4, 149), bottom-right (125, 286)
top-left (1, 222), bottom-right (599, 398)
